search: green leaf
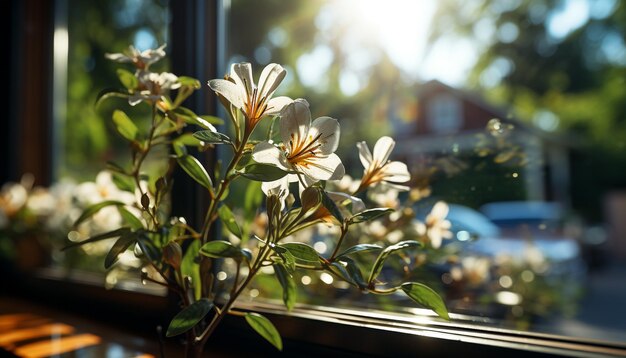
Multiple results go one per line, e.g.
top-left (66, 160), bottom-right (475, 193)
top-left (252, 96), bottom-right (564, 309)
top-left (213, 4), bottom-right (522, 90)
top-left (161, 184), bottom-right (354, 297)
top-left (105, 161), bottom-right (127, 174)
top-left (320, 189), bottom-right (343, 222)
top-left (235, 152), bottom-right (252, 170)
top-left (95, 88), bottom-right (129, 108)
top-left (348, 208), bottom-right (394, 225)
top-left (244, 181), bottom-right (263, 222)
top-left (244, 313), bottom-right (283, 351)
top-left (241, 248), bottom-right (253, 262)
top-left (111, 173), bottom-right (135, 192)
top-left (104, 232), bottom-right (137, 269)
top-left (176, 155), bottom-right (213, 190)
top-left (279, 242), bottom-right (320, 265)
top-left (401, 282), bottom-right (450, 320)
top-left (199, 115), bottom-right (224, 125)
top-left (181, 240), bottom-right (201, 300)
top-left (174, 133), bottom-right (203, 147)
top-left (62, 228), bottom-right (130, 251)
top-left (177, 76), bottom-right (201, 88)
top-left (116, 68), bottom-right (138, 90)
top-left (368, 240), bottom-right (422, 284)
top-left (193, 130), bottom-right (231, 144)
top-left (174, 110), bottom-right (224, 128)
top-left (336, 244), bottom-right (382, 259)
top-left (112, 110), bottom-right (138, 141)
top-left (330, 260), bottom-right (367, 289)
top-left (218, 205), bottom-right (242, 238)
top-left (239, 163), bottom-right (289, 182)
top-left (273, 263), bottom-right (296, 311)
top-left (117, 206), bottom-right (144, 230)
top-left (199, 240), bottom-right (244, 259)
top-left (277, 249), bottom-right (296, 274)
top-left (329, 261), bottom-right (354, 284)
top-left (166, 298), bottom-right (213, 337)
top-left (135, 232), bottom-right (161, 261)
top-left (171, 107), bottom-right (201, 127)
top-left (73, 200), bottom-right (126, 227)
top-left (172, 141), bottom-right (188, 157)
top-left (343, 257), bottom-right (367, 289)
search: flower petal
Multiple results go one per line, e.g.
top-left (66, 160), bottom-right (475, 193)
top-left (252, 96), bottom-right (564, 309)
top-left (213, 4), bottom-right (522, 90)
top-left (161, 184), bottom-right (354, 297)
top-left (280, 99), bottom-right (311, 150)
top-left (230, 62), bottom-right (253, 97)
top-left (257, 63), bottom-right (287, 99)
top-left (252, 142), bottom-right (289, 170)
top-left (299, 153), bottom-right (344, 181)
top-left (309, 116), bottom-right (340, 155)
top-left (261, 176), bottom-right (290, 210)
top-left (379, 182), bottom-right (411, 192)
top-left (381, 161), bottom-right (411, 183)
top-left (431, 201), bottom-right (449, 219)
top-left (261, 176), bottom-right (289, 196)
top-left (207, 79), bottom-right (244, 109)
top-left (356, 141), bottom-right (374, 171)
top-left (265, 96), bottom-right (293, 116)
top-left (372, 136), bottom-right (395, 165)
top-left (105, 53), bottom-right (131, 62)
top-left (429, 230), bottom-right (443, 249)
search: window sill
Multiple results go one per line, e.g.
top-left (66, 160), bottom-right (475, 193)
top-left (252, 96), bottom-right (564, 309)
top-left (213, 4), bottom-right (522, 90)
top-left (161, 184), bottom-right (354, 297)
top-left (7, 270), bottom-right (626, 357)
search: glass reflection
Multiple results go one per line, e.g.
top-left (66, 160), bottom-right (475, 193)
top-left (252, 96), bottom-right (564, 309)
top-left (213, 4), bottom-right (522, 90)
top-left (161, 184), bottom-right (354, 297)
top-left (225, 0), bottom-right (626, 343)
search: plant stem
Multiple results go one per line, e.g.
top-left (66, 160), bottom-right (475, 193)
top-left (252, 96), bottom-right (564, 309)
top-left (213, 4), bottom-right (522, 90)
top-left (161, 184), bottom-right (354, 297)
top-left (200, 129), bottom-right (252, 244)
top-left (329, 223), bottom-right (349, 261)
top-left (196, 241), bottom-right (271, 346)
top-left (132, 103), bottom-right (161, 229)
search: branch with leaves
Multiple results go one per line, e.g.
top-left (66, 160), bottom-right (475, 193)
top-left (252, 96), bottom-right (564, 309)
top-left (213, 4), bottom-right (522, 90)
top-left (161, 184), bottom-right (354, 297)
top-left (66, 44), bottom-right (451, 357)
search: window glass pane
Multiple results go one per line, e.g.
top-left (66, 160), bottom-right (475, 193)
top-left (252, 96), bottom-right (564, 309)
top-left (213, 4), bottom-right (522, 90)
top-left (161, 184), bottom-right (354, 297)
top-left (37, 0), bottom-right (168, 291)
top-left (226, 0), bottom-right (626, 343)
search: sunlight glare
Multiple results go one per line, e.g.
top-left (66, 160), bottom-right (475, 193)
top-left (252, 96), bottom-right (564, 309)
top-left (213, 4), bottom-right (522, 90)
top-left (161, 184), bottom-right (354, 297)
top-left (331, 0), bottom-right (434, 77)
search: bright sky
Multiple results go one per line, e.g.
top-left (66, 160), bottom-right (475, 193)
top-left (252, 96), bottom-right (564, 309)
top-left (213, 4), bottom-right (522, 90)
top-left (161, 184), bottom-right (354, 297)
top-left (293, 0), bottom-right (600, 94)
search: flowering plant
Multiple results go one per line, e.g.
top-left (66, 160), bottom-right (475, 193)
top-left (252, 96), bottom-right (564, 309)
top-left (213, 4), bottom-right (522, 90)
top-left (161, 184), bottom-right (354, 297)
top-left (65, 44), bottom-right (450, 356)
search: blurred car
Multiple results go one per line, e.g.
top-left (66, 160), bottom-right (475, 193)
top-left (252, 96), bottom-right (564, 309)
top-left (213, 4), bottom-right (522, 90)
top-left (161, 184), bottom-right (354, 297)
top-left (414, 200), bottom-right (586, 319)
top-left (476, 201), bottom-right (586, 279)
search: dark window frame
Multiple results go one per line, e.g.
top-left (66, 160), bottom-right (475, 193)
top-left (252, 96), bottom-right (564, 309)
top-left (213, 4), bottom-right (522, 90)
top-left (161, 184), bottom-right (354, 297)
top-left (4, 0), bottom-right (626, 356)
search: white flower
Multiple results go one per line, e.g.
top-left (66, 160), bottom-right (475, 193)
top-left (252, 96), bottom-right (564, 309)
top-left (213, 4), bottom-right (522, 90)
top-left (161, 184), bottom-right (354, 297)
top-left (523, 242), bottom-right (548, 272)
top-left (334, 174), bottom-right (360, 193)
top-left (105, 44), bottom-right (167, 70)
top-left (0, 182), bottom-right (28, 216)
top-left (252, 99), bottom-right (345, 197)
top-left (424, 201), bottom-right (453, 249)
top-left (45, 180), bottom-right (79, 231)
top-left (208, 62), bottom-right (292, 132)
top-left (356, 136), bottom-right (410, 191)
top-left (129, 71), bottom-right (181, 106)
top-left (453, 256), bottom-right (491, 285)
top-left (368, 220), bottom-right (387, 239)
top-left (75, 171), bottom-right (136, 234)
top-left (26, 187), bottom-right (56, 217)
top-left (387, 230), bottom-right (404, 244)
top-left (368, 184), bottom-right (401, 209)
top-left (75, 171), bottom-right (135, 206)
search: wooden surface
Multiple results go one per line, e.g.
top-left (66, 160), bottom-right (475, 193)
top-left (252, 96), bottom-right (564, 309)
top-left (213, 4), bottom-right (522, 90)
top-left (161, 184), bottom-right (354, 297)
top-left (0, 296), bottom-right (176, 358)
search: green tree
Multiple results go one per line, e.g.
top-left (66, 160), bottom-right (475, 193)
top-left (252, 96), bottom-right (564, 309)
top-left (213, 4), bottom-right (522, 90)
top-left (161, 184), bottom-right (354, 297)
top-left (428, 0), bottom-right (626, 220)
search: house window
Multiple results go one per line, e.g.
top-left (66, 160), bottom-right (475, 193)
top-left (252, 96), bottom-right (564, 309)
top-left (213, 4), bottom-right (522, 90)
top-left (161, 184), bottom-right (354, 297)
top-left (426, 93), bottom-right (463, 134)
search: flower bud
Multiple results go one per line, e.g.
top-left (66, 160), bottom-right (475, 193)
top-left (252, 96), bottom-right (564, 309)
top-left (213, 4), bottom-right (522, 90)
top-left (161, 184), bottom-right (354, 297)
top-left (163, 241), bottom-right (183, 269)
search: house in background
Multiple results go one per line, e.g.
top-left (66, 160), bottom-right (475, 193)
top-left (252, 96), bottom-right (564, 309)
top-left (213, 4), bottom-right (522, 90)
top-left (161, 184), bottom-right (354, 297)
top-left (391, 80), bottom-right (572, 208)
